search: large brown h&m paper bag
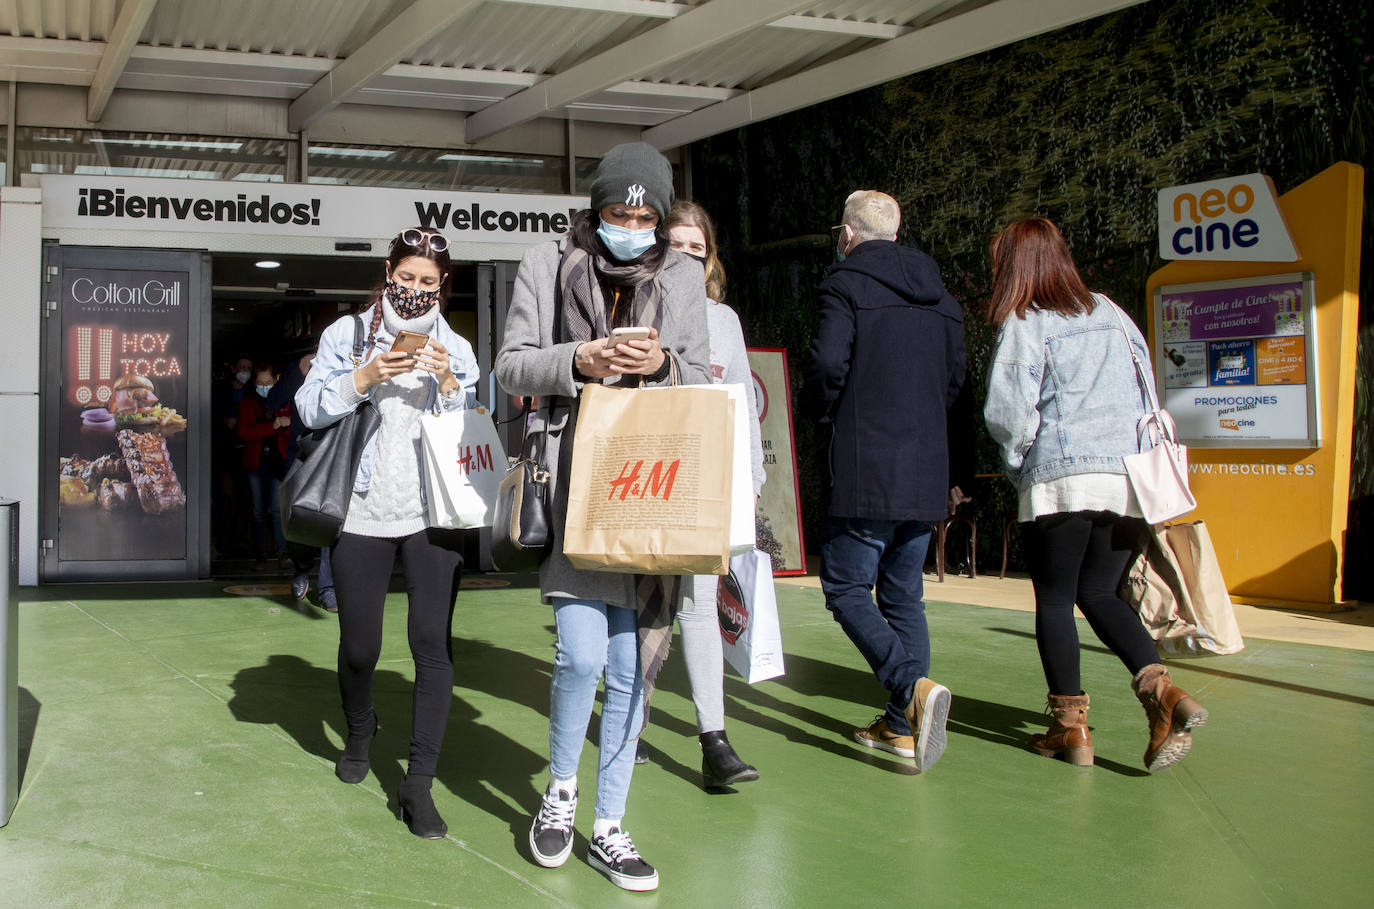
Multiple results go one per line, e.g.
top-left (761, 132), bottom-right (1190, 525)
top-left (563, 383), bottom-right (734, 575)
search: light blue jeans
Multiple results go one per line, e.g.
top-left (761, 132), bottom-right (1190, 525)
top-left (549, 597), bottom-right (644, 820)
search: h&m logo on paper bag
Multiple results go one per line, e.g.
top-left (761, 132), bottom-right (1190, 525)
top-left (1158, 174), bottom-right (1298, 261)
top-left (717, 571), bottom-right (750, 645)
top-left (456, 444), bottom-right (495, 475)
top-left (607, 459), bottom-right (680, 501)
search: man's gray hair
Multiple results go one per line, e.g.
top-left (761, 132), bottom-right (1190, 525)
top-left (842, 190), bottom-right (901, 242)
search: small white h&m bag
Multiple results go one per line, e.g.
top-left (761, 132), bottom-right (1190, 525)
top-left (1109, 301), bottom-right (1197, 525)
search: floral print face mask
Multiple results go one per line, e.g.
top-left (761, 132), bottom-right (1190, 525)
top-left (386, 279), bottom-right (442, 319)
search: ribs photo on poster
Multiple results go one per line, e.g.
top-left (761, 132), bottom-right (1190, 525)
top-left (116, 429), bottom-right (186, 514)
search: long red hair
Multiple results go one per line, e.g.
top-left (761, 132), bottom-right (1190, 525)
top-left (986, 218), bottom-right (1094, 325)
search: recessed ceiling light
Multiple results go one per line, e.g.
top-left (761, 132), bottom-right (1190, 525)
top-left (255, 260), bottom-right (281, 269)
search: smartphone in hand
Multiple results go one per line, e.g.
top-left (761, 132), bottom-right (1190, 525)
top-left (604, 326), bottom-right (651, 350)
top-left (392, 330), bottom-right (429, 358)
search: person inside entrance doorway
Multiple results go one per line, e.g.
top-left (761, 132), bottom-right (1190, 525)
top-left (296, 227), bottom-right (478, 838)
top-left (236, 362), bottom-right (290, 570)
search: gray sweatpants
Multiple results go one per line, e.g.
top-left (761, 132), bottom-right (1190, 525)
top-left (677, 573), bottom-right (726, 734)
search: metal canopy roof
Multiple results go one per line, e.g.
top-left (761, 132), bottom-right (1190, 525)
top-left (0, 0), bottom-right (1145, 150)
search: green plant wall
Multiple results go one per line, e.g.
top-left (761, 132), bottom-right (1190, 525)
top-left (692, 0), bottom-right (1372, 585)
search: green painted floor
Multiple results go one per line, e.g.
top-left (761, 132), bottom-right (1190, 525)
top-left (4, 575), bottom-right (1372, 908)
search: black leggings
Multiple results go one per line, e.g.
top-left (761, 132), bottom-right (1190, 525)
top-left (1022, 511), bottom-right (1160, 696)
top-left (331, 528), bottom-right (463, 777)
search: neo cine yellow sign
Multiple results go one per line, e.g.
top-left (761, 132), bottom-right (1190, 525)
top-left (1147, 163), bottom-right (1364, 609)
top-left (1158, 174), bottom-right (1299, 261)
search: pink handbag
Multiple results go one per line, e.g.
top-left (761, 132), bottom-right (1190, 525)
top-left (1109, 303), bottom-right (1197, 525)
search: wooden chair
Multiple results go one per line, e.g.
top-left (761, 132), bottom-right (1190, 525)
top-left (933, 506), bottom-right (976, 582)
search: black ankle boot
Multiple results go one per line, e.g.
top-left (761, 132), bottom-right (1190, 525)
top-left (335, 712), bottom-right (377, 784)
top-left (700, 730), bottom-right (759, 790)
top-left (398, 773), bottom-right (447, 839)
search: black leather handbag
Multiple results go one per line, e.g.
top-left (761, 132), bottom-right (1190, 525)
top-left (280, 316), bottom-right (381, 547)
top-left (490, 399), bottom-right (553, 571)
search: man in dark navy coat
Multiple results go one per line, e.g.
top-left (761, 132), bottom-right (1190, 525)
top-left (802, 190), bottom-right (966, 772)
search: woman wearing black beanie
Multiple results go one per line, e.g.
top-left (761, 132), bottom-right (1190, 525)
top-left (495, 142), bottom-right (711, 892)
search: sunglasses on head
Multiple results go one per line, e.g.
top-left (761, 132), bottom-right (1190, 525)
top-left (400, 228), bottom-right (450, 253)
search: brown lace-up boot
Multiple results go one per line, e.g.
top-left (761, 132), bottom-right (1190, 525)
top-left (1029, 693), bottom-right (1093, 766)
top-left (1132, 664), bottom-right (1208, 772)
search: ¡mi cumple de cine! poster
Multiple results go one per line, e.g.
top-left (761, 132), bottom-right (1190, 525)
top-left (747, 349), bottom-right (806, 575)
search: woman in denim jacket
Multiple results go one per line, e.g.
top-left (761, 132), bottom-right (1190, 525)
top-left (296, 228), bottom-right (478, 837)
top-left (983, 218), bottom-right (1207, 772)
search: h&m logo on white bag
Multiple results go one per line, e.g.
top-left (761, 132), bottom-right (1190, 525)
top-left (456, 443), bottom-right (496, 475)
top-left (625, 184), bottom-right (646, 206)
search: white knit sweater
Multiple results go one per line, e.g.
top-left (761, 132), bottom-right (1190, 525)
top-left (342, 297), bottom-right (440, 538)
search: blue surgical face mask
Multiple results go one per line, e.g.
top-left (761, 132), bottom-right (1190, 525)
top-left (597, 221), bottom-right (658, 262)
top-left (255, 384), bottom-right (272, 398)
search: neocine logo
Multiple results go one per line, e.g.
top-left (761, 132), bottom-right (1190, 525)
top-left (1157, 174), bottom-right (1298, 262)
top-left (78, 188), bottom-right (321, 225)
top-left (414, 201), bottom-right (577, 234)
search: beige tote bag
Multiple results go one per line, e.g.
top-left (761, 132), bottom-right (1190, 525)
top-left (563, 382), bottom-right (734, 575)
top-left (1122, 520), bottom-right (1244, 655)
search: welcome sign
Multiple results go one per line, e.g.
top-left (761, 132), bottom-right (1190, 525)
top-left (1158, 173), bottom-right (1298, 261)
top-left (40, 174), bottom-right (588, 249)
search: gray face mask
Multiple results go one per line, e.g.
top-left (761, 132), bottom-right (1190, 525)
top-left (235, 370), bottom-right (251, 385)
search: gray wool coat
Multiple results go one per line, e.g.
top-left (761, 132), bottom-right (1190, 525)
top-left (494, 239), bottom-right (713, 607)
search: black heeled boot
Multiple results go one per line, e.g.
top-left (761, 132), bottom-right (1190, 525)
top-left (398, 773), bottom-right (447, 839)
top-left (700, 730), bottom-right (759, 790)
top-left (335, 711), bottom-right (377, 784)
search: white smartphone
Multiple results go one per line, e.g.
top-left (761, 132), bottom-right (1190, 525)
top-left (605, 326), bottom-right (651, 350)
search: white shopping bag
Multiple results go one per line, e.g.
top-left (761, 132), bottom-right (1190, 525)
top-left (419, 406), bottom-right (506, 529)
top-left (641, 382), bottom-right (755, 556)
top-left (717, 548), bottom-right (785, 683)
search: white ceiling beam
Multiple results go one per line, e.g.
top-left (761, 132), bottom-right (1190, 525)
top-left (768, 15), bottom-right (913, 39)
top-left (86, 0), bottom-right (158, 121)
top-left (490, 0), bottom-right (685, 16)
top-left (286, 0), bottom-right (481, 133)
top-left (0, 35), bottom-right (101, 85)
top-left (463, 0), bottom-right (810, 143)
top-left (641, 0), bottom-right (1148, 149)
top-left (488, 0), bottom-right (923, 38)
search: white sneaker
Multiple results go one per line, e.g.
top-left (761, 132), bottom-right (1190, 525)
top-left (588, 827), bottom-right (658, 891)
top-left (529, 787), bottom-right (577, 868)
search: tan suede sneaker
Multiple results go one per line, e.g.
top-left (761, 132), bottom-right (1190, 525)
top-left (904, 677), bottom-right (952, 772)
top-left (853, 716), bottom-right (915, 758)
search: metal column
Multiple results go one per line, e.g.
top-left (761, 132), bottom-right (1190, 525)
top-left (1, 498), bottom-right (18, 826)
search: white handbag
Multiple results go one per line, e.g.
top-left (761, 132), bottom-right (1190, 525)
top-left (419, 406), bottom-right (507, 529)
top-left (1109, 303), bottom-right (1197, 525)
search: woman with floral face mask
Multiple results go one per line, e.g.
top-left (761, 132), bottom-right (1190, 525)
top-left (296, 228), bottom-right (479, 839)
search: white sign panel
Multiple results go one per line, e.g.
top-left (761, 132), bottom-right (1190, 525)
top-left (40, 174), bottom-right (588, 249)
top-left (1157, 173), bottom-right (1298, 261)
top-left (1154, 273), bottom-right (1319, 448)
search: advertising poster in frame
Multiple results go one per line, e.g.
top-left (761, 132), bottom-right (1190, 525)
top-left (55, 267), bottom-right (192, 561)
top-left (746, 348), bottom-right (806, 576)
top-left (1153, 273), bottom-right (1319, 447)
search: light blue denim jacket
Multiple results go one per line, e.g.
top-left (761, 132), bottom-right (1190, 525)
top-left (295, 312), bottom-right (479, 494)
top-left (983, 294), bottom-right (1155, 489)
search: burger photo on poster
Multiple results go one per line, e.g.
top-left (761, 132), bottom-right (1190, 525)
top-left (109, 373), bottom-right (187, 433)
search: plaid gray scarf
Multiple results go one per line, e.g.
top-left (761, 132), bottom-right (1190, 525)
top-left (558, 242), bottom-right (678, 722)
